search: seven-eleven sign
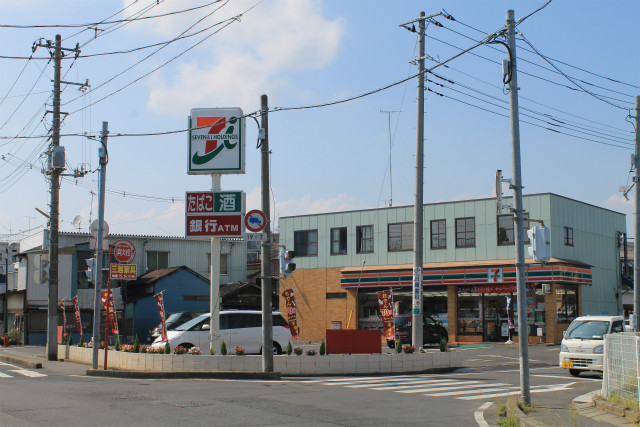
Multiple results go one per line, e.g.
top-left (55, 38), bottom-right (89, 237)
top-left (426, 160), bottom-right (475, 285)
top-left (488, 268), bottom-right (503, 283)
top-left (188, 108), bottom-right (245, 175)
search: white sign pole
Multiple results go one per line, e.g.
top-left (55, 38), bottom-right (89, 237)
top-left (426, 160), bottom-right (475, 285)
top-left (209, 174), bottom-right (222, 354)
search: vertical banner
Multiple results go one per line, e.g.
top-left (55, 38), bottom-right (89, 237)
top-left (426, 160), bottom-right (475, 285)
top-left (60, 299), bottom-right (66, 338)
top-left (412, 266), bottom-right (422, 315)
top-left (100, 289), bottom-right (119, 334)
top-left (281, 288), bottom-right (299, 340)
top-left (506, 296), bottom-right (513, 328)
top-left (72, 296), bottom-right (82, 334)
top-left (154, 292), bottom-right (168, 342)
top-left (377, 290), bottom-right (395, 341)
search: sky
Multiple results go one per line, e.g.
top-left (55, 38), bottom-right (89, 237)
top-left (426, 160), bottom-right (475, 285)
top-left (0, 0), bottom-right (638, 243)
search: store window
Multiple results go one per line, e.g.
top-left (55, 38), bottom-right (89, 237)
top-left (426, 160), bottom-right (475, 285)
top-left (497, 213), bottom-right (530, 245)
top-left (294, 230), bottom-right (318, 256)
top-left (556, 284), bottom-right (578, 323)
top-left (330, 227), bottom-right (347, 255)
top-left (430, 219), bottom-right (446, 249)
top-left (147, 251), bottom-right (169, 271)
top-left (455, 217), bottom-right (475, 248)
top-left (356, 225), bottom-right (374, 254)
top-left (388, 222), bottom-right (413, 252)
top-left (457, 293), bottom-right (482, 335)
top-left (564, 227), bottom-right (574, 247)
top-left (207, 253), bottom-right (229, 275)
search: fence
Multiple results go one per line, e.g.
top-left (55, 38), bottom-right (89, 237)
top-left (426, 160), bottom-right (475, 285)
top-left (602, 332), bottom-right (640, 407)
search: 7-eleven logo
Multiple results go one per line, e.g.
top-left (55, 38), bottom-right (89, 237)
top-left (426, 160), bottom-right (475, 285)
top-left (192, 116), bottom-right (238, 165)
top-left (488, 268), bottom-right (503, 283)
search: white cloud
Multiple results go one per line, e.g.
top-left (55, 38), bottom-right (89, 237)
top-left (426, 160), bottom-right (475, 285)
top-left (139, 0), bottom-right (345, 116)
top-left (607, 193), bottom-right (633, 208)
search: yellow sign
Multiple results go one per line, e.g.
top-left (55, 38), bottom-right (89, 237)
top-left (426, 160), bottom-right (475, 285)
top-left (109, 264), bottom-right (137, 280)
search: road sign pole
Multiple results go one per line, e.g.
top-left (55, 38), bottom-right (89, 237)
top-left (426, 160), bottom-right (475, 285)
top-left (209, 175), bottom-right (222, 355)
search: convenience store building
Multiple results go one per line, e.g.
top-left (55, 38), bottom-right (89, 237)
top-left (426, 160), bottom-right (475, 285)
top-left (278, 193), bottom-right (625, 345)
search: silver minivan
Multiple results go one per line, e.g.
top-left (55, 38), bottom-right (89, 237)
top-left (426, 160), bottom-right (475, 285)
top-left (151, 310), bottom-right (293, 354)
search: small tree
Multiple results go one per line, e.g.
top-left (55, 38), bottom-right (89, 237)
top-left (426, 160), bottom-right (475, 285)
top-left (319, 339), bottom-right (326, 356)
top-left (286, 341), bottom-right (293, 355)
top-left (67, 334), bottom-right (73, 346)
top-left (114, 336), bottom-right (120, 351)
top-left (221, 340), bottom-right (227, 355)
top-left (78, 335), bottom-right (85, 347)
top-left (133, 334), bottom-right (140, 353)
top-left (395, 336), bottom-right (402, 354)
top-left (164, 342), bottom-right (170, 354)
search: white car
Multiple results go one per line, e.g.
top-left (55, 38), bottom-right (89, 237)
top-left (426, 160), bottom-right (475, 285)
top-left (559, 315), bottom-right (625, 377)
top-left (151, 310), bottom-right (293, 355)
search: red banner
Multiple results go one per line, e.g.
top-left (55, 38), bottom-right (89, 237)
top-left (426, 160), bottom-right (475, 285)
top-left (377, 291), bottom-right (395, 341)
top-left (154, 292), bottom-right (168, 342)
top-left (281, 288), bottom-right (299, 340)
top-left (100, 289), bottom-right (119, 334)
top-left (72, 296), bottom-right (82, 334)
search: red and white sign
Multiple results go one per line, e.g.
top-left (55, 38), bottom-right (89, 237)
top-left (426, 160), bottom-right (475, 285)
top-left (244, 209), bottom-right (266, 233)
top-left (112, 239), bottom-right (136, 264)
top-left (185, 214), bottom-right (243, 237)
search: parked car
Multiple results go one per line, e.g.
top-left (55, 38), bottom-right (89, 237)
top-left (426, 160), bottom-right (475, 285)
top-left (559, 315), bottom-right (625, 377)
top-left (386, 314), bottom-right (448, 348)
top-left (150, 310), bottom-right (293, 354)
top-left (147, 311), bottom-right (204, 342)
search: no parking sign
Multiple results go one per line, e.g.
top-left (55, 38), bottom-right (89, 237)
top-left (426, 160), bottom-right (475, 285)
top-left (244, 209), bottom-right (267, 233)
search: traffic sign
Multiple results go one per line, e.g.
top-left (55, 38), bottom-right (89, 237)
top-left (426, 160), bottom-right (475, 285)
top-left (244, 209), bottom-right (267, 232)
top-left (112, 239), bottom-right (136, 264)
top-left (186, 214), bottom-right (244, 238)
top-left (245, 233), bottom-right (267, 242)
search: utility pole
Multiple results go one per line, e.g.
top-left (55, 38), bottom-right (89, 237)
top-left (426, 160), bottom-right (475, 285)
top-left (260, 94), bottom-right (274, 371)
top-left (506, 9), bottom-right (531, 405)
top-left (380, 110), bottom-right (401, 207)
top-left (411, 12), bottom-right (426, 349)
top-left (91, 122), bottom-right (108, 368)
top-left (634, 96), bottom-right (639, 332)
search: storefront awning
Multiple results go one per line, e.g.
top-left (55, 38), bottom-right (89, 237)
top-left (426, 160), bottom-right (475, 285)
top-left (340, 258), bottom-right (591, 288)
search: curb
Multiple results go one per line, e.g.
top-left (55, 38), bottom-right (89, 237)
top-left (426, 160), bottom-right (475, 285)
top-left (0, 353), bottom-right (43, 370)
top-left (507, 398), bottom-right (550, 427)
top-left (593, 398), bottom-right (640, 424)
top-left (86, 369), bottom-right (281, 380)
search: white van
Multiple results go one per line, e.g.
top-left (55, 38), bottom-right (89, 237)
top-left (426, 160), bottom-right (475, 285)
top-left (559, 315), bottom-right (625, 377)
top-left (150, 310), bottom-right (293, 355)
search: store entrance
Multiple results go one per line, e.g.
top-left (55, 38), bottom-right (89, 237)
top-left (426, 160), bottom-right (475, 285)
top-left (483, 296), bottom-right (508, 341)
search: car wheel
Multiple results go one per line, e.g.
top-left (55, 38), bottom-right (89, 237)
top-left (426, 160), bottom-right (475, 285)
top-left (272, 342), bottom-right (282, 355)
top-left (439, 335), bottom-right (448, 347)
top-left (178, 343), bottom-right (194, 350)
top-left (569, 369), bottom-right (581, 377)
top-left (387, 341), bottom-right (395, 349)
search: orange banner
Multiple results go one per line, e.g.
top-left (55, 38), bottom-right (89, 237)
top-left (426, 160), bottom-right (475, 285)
top-left (100, 289), bottom-right (119, 334)
top-left (72, 296), bottom-right (82, 334)
top-left (377, 290), bottom-right (395, 341)
top-left (153, 292), bottom-right (168, 342)
top-left (281, 288), bottom-right (299, 340)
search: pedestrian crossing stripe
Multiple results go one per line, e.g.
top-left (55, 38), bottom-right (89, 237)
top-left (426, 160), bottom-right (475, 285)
top-left (8, 369), bottom-right (47, 378)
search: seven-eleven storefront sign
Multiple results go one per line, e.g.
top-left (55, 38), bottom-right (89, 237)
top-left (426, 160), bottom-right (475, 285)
top-left (188, 108), bottom-right (245, 174)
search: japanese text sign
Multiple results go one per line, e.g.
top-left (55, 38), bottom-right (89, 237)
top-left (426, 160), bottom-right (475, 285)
top-left (377, 290), bottom-right (395, 341)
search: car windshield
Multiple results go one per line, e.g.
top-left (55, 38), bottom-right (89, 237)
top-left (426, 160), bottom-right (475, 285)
top-left (394, 317), bottom-right (410, 327)
top-left (175, 314), bottom-right (209, 331)
top-left (165, 313), bottom-right (182, 324)
top-left (566, 320), bottom-right (609, 340)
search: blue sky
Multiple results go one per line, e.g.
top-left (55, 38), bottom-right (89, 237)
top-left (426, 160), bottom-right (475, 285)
top-left (0, 0), bottom-right (638, 241)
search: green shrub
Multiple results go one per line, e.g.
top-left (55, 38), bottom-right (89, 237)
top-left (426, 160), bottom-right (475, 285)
top-left (114, 336), bottom-right (120, 351)
top-left (395, 336), bottom-right (402, 354)
top-left (78, 335), bottom-right (85, 347)
top-left (221, 340), bottom-right (227, 355)
top-left (67, 335), bottom-right (73, 346)
top-left (164, 342), bottom-right (170, 354)
top-left (286, 341), bottom-right (293, 355)
top-left (133, 334), bottom-right (140, 353)
top-left (319, 339), bottom-right (326, 356)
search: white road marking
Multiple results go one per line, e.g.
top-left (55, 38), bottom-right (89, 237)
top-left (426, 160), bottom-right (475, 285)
top-left (474, 402), bottom-right (493, 427)
top-left (8, 369), bottom-right (47, 378)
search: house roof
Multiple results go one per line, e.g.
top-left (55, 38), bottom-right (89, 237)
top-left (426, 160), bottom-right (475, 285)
top-left (127, 266), bottom-right (208, 286)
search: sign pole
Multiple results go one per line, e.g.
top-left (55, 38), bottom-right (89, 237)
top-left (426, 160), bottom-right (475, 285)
top-left (209, 174), bottom-right (222, 355)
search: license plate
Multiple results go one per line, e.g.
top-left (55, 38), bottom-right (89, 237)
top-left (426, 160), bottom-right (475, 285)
top-left (562, 360), bottom-right (573, 368)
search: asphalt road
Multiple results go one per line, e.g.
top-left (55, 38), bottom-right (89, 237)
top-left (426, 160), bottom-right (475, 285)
top-left (0, 343), bottom-right (605, 427)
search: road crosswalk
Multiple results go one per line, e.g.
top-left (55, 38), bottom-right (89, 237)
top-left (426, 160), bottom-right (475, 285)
top-left (295, 374), bottom-right (575, 400)
top-left (0, 362), bottom-right (47, 379)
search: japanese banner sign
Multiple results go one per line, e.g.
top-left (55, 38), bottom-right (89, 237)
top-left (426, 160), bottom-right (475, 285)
top-left (377, 290), bottom-right (395, 341)
top-left (109, 263), bottom-right (137, 280)
top-left (72, 296), bottom-right (82, 334)
top-left (281, 288), bottom-right (299, 340)
top-left (154, 292), bottom-right (168, 342)
top-left (100, 289), bottom-right (119, 334)
top-left (185, 191), bottom-right (245, 238)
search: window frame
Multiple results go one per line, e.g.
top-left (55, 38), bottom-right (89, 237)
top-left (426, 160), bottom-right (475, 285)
top-left (455, 217), bottom-right (476, 248)
top-left (430, 219), bottom-right (446, 250)
top-left (146, 250), bottom-right (169, 271)
top-left (387, 222), bottom-right (413, 252)
top-left (564, 226), bottom-right (574, 247)
top-left (330, 227), bottom-right (348, 255)
top-left (356, 225), bottom-right (374, 254)
top-left (497, 213), bottom-right (530, 246)
top-left (294, 229), bottom-right (318, 257)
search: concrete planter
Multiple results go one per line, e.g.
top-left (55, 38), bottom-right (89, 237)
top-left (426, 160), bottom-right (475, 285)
top-left (58, 345), bottom-right (461, 375)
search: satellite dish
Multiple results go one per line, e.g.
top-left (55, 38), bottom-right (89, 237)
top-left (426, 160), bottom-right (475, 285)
top-left (34, 269), bottom-right (49, 285)
top-left (90, 219), bottom-right (109, 236)
top-left (72, 215), bottom-right (82, 229)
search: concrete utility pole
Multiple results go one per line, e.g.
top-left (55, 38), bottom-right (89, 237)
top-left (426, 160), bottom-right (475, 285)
top-left (506, 9), bottom-right (531, 405)
top-left (411, 12), bottom-right (426, 349)
top-left (46, 34), bottom-right (62, 362)
top-left (209, 174), bottom-right (222, 354)
top-left (92, 122), bottom-right (108, 369)
top-left (260, 94), bottom-right (274, 372)
top-left (634, 96), bottom-right (640, 332)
